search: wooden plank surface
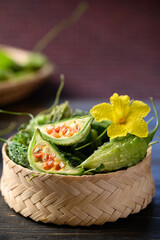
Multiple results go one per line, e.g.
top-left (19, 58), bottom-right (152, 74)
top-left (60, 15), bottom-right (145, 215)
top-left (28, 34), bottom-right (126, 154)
top-left (0, 100), bottom-right (160, 240)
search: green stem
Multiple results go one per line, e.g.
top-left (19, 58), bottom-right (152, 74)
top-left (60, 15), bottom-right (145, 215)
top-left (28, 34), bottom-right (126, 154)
top-left (54, 74), bottom-right (65, 107)
top-left (147, 117), bottom-right (154, 125)
top-left (0, 109), bottom-right (33, 119)
top-left (33, 2), bottom-right (88, 52)
top-left (29, 173), bottom-right (47, 181)
top-left (149, 141), bottom-right (159, 146)
top-left (0, 137), bottom-right (7, 143)
top-left (146, 97), bottom-right (159, 143)
top-left (38, 74), bottom-right (64, 116)
top-left (75, 127), bottom-right (108, 151)
top-left (0, 121), bottom-right (16, 136)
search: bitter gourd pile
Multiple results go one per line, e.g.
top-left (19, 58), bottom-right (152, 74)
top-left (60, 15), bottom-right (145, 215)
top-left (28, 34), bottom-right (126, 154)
top-left (0, 86), bottom-right (159, 175)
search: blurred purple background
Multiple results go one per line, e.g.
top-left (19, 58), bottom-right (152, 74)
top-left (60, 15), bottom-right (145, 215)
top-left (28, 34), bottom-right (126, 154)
top-left (0, 0), bottom-right (160, 101)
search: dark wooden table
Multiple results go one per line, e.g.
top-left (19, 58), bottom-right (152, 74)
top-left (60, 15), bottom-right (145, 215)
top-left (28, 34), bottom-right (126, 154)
top-left (0, 99), bottom-right (160, 240)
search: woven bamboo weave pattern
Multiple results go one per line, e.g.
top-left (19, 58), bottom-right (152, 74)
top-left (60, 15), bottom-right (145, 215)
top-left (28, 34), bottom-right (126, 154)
top-left (1, 145), bottom-right (155, 226)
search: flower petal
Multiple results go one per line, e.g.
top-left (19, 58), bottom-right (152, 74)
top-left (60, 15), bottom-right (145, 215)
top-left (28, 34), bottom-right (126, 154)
top-left (110, 93), bottom-right (130, 122)
top-left (107, 123), bottom-right (128, 139)
top-left (90, 103), bottom-right (114, 122)
top-left (125, 118), bottom-right (148, 138)
top-left (129, 100), bottom-right (150, 119)
top-left (110, 93), bottom-right (130, 107)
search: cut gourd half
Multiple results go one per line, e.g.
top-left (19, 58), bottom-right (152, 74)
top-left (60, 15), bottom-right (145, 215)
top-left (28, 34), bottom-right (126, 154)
top-left (28, 129), bottom-right (84, 175)
top-left (37, 115), bottom-right (93, 146)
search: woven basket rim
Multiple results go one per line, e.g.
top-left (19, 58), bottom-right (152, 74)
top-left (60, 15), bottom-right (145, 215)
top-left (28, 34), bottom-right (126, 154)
top-left (2, 141), bottom-right (152, 180)
top-left (1, 142), bottom-right (154, 226)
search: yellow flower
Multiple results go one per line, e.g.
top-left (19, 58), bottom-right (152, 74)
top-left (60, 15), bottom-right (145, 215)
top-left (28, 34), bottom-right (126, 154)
top-left (90, 93), bottom-right (150, 139)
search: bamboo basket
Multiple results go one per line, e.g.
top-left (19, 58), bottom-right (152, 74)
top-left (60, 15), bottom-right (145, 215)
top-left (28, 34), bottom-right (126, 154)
top-left (0, 144), bottom-right (155, 226)
top-left (0, 45), bottom-right (54, 105)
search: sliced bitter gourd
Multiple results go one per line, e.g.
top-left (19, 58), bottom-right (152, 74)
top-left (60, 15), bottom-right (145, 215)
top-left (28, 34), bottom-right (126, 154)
top-left (37, 115), bottom-right (93, 146)
top-left (28, 129), bottom-right (83, 175)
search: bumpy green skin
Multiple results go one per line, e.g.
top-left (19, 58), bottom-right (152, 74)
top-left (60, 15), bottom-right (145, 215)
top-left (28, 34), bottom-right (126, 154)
top-left (39, 115), bottom-right (93, 146)
top-left (7, 141), bottom-right (30, 168)
top-left (28, 129), bottom-right (83, 175)
top-left (80, 134), bottom-right (149, 171)
top-left (49, 101), bottom-right (73, 123)
top-left (27, 101), bottom-right (72, 133)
